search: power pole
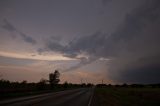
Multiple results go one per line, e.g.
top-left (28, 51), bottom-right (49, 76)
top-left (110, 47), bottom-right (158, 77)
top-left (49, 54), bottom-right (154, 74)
top-left (81, 78), bottom-right (83, 84)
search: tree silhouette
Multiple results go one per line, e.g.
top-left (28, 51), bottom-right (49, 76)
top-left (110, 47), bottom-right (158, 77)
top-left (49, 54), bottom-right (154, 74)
top-left (37, 78), bottom-right (48, 90)
top-left (49, 70), bottom-right (60, 87)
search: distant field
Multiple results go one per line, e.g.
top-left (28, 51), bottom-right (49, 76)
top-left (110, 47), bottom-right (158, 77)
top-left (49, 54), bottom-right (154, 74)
top-left (92, 87), bottom-right (160, 106)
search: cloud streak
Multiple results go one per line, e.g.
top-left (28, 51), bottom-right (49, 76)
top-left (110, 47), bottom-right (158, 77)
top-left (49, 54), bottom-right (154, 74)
top-left (2, 19), bottom-right (36, 45)
top-left (38, 31), bottom-right (108, 72)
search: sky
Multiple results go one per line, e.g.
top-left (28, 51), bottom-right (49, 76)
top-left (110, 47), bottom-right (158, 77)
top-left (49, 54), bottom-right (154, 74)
top-left (0, 0), bottom-right (160, 84)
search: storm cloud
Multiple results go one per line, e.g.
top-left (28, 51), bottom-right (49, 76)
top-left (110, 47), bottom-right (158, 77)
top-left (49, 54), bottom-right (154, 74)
top-left (101, 0), bottom-right (112, 6)
top-left (39, 0), bottom-right (160, 83)
top-left (104, 0), bottom-right (160, 83)
top-left (2, 19), bottom-right (36, 44)
top-left (38, 32), bottom-right (108, 72)
top-left (0, 0), bottom-right (160, 84)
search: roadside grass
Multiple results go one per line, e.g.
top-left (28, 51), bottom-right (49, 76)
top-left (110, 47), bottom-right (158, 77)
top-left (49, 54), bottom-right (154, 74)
top-left (92, 87), bottom-right (160, 106)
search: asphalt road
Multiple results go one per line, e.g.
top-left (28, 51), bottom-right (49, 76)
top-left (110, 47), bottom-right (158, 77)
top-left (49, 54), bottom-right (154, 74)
top-left (0, 88), bottom-right (94, 106)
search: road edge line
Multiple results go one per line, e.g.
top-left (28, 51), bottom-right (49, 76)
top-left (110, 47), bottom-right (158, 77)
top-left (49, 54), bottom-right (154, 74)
top-left (88, 87), bottom-right (94, 106)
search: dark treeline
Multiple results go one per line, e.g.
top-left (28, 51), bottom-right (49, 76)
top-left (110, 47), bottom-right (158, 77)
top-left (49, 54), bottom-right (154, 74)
top-left (96, 83), bottom-right (160, 88)
top-left (0, 79), bottom-right (93, 92)
top-left (0, 70), bottom-right (93, 99)
top-left (0, 79), bottom-right (93, 99)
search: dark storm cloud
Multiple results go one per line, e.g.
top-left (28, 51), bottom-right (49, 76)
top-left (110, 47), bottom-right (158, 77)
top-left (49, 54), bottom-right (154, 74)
top-left (37, 35), bottom-right (64, 55)
top-left (43, 0), bottom-right (160, 59)
top-left (37, 48), bottom-right (46, 55)
top-left (68, 31), bottom-right (107, 56)
top-left (2, 19), bottom-right (17, 38)
top-left (101, 0), bottom-right (112, 6)
top-left (2, 19), bottom-right (17, 32)
top-left (57, 31), bottom-right (108, 58)
top-left (46, 40), bottom-right (65, 52)
top-left (116, 56), bottom-right (160, 84)
top-left (38, 0), bottom-right (160, 83)
top-left (50, 36), bottom-right (62, 41)
top-left (37, 36), bottom-right (98, 72)
top-left (105, 0), bottom-right (160, 83)
top-left (38, 32), bottom-right (108, 72)
top-left (19, 32), bottom-right (36, 45)
top-left (121, 66), bottom-right (160, 84)
top-left (111, 0), bottom-right (160, 40)
top-left (2, 19), bottom-right (36, 44)
top-left (64, 56), bottom-right (97, 72)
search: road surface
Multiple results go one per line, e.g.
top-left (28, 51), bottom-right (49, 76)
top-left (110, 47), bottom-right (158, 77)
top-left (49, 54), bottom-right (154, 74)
top-left (0, 88), bottom-right (94, 106)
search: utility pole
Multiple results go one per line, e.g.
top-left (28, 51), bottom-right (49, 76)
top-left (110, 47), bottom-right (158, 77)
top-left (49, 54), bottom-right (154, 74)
top-left (102, 79), bottom-right (103, 84)
top-left (81, 78), bottom-right (83, 84)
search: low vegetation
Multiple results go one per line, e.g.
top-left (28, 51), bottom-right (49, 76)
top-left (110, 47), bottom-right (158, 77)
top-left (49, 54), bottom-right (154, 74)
top-left (0, 79), bottom-right (93, 100)
top-left (92, 84), bottom-right (160, 106)
top-left (0, 70), bottom-right (93, 100)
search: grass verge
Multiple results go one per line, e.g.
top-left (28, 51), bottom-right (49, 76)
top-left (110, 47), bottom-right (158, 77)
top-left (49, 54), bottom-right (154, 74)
top-left (92, 87), bottom-right (160, 106)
